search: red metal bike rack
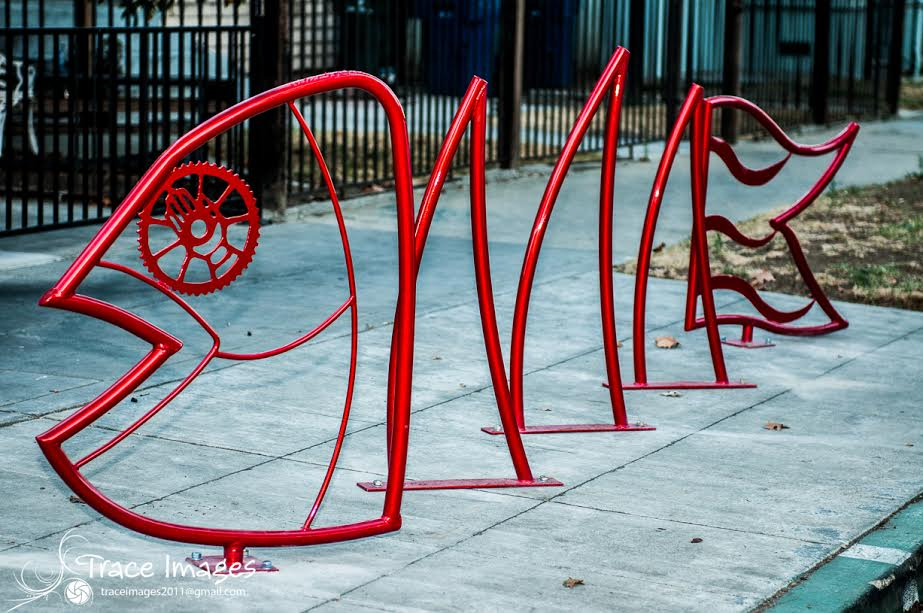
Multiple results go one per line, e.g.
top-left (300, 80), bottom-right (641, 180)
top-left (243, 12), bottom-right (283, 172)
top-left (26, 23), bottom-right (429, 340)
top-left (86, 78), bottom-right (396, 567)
top-left (36, 72), bottom-right (419, 572)
top-left (358, 76), bottom-right (562, 492)
top-left (481, 47), bottom-right (654, 436)
top-left (628, 84), bottom-right (857, 391)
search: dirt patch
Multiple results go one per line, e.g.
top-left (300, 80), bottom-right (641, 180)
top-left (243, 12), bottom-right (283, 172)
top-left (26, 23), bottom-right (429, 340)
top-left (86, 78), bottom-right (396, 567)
top-left (901, 80), bottom-right (923, 111)
top-left (615, 174), bottom-right (923, 311)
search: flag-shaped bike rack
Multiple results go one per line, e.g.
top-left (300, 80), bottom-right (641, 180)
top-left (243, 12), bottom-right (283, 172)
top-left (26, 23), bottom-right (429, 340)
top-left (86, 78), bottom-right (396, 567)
top-left (627, 84), bottom-right (857, 391)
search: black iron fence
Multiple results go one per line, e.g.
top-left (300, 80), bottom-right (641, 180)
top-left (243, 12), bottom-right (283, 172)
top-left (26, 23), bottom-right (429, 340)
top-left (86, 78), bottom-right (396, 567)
top-left (0, 23), bottom-right (249, 234)
top-left (0, 0), bottom-right (909, 235)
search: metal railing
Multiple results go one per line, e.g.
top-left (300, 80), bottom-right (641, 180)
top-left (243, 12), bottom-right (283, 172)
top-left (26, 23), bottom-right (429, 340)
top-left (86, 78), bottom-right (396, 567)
top-left (0, 0), bottom-right (907, 236)
top-left (0, 24), bottom-right (249, 234)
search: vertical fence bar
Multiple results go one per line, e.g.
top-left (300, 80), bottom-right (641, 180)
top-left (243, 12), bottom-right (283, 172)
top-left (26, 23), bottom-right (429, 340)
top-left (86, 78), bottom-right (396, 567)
top-left (887, 0), bottom-right (908, 114)
top-left (629, 0), bottom-right (646, 104)
top-left (722, 0), bottom-right (742, 141)
top-left (497, 0), bottom-right (524, 169)
top-left (248, 0), bottom-right (290, 216)
top-left (93, 29), bottom-right (103, 219)
top-left (664, 0), bottom-right (683, 134)
top-left (4, 32), bottom-right (13, 231)
top-left (35, 29), bottom-right (46, 227)
top-left (51, 31), bottom-right (61, 226)
top-left (812, 0), bottom-right (832, 124)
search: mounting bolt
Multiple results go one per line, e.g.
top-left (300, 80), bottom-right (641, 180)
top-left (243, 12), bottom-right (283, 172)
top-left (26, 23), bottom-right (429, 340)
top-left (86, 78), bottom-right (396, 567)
top-left (261, 560), bottom-right (274, 570)
top-left (190, 551), bottom-right (202, 561)
top-left (764, 338), bottom-right (771, 345)
top-left (721, 336), bottom-right (727, 341)
top-left (372, 479), bottom-right (384, 487)
top-left (538, 475), bottom-right (549, 483)
top-left (495, 425), bottom-right (503, 432)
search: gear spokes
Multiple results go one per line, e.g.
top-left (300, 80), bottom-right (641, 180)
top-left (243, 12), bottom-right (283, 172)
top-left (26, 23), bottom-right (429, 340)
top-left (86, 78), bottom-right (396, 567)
top-left (138, 162), bottom-right (260, 295)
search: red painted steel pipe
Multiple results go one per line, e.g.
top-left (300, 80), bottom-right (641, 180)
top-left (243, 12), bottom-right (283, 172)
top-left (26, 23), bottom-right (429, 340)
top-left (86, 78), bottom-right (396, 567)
top-left (503, 47), bottom-right (652, 433)
top-left (630, 85), bottom-right (703, 388)
top-left (376, 78), bottom-right (546, 487)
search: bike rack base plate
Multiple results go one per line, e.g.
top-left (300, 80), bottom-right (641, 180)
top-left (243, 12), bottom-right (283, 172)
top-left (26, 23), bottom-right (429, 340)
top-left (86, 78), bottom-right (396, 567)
top-left (721, 338), bottom-right (776, 349)
top-left (481, 423), bottom-right (655, 435)
top-left (356, 477), bottom-right (564, 491)
top-left (617, 380), bottom-right (757, 390)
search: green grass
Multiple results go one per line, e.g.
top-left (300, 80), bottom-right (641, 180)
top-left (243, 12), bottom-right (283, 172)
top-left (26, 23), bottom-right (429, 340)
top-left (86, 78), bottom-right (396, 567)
top-left (880, 214), bottom-right (923, 244)
top-left (720, 265), bottom-right (750, 278)
top-left (901, 80), bottom-right (923, 110)
top-left (833, 262), bottom-right (923, 293)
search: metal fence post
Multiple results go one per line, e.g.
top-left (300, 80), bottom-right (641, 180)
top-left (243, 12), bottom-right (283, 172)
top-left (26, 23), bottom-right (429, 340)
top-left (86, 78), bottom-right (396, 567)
top-left (628, 0), bottom-right (646, 98)
top-left (249, 0), bottom-right (290, 217)
top-left (887, 0), bottom-right (908, 115)
top-left (498, 0), bottom-right (524, 169)
top-left (721, 0), bottom-right (743, 143)
top-left (664, 0), bottom-right (683, 135)
top-left (811, 0), bottom-right (831, 125)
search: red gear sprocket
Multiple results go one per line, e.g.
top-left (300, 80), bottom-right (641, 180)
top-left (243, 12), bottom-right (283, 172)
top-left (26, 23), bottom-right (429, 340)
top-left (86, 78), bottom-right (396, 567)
top-left (137, 162), bottom-right (260, 295)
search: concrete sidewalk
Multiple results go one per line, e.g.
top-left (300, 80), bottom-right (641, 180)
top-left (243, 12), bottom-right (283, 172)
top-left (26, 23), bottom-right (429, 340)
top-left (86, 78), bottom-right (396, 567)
top-left (0, 115), bottom-right (921, 612)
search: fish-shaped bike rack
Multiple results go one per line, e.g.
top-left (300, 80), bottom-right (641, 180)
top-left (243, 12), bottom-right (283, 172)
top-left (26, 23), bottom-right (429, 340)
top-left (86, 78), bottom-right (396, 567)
top-left (37, 72), bottom-right (419, 572)
top-left (35, 51), bottom-right (855, 570)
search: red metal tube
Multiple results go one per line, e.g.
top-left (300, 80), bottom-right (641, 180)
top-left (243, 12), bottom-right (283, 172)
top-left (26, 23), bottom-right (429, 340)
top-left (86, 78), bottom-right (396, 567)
top-left (287, 101), bottom-right (360, 529)
top-left (368, 78), bottom-right (555, 490)
top-left (499, 47), bottom-right (653, 434)
top-left (687, 98), bottom-right (731, 383)
top-left (630, 85), bottom-right (703, 388)
top-left (598, 67), bottom-right (630, 426)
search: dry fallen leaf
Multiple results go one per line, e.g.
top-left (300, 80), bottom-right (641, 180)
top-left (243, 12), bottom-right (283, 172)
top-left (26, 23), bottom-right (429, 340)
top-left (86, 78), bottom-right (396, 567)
top-left (653, 241), bottom-right (666, 253)
top-left (690, 537), bottom-right (703, 544)
top-left (68, 495), bottom-right (85, 505)
top-left (654, 336), bottom-right (680, 349)
top-left (750, 269), bottom-right (776, 289)
top-left (563, 577), bottom-right (584, 589)
top-left (764, 421), bottom-right (790, 431)
top-left (660, 391), bottom-right (683, 398)
top-left (616, 339), bottom-right (623, 348)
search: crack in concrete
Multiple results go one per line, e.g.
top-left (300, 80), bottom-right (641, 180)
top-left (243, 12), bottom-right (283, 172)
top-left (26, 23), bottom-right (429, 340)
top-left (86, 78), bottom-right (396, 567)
top-left (4, 259), bottom-right (921, 608)
top-left (306, 321), bottom-right (923, 609)
top-left (549, 499), bottom-right (832, 545)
